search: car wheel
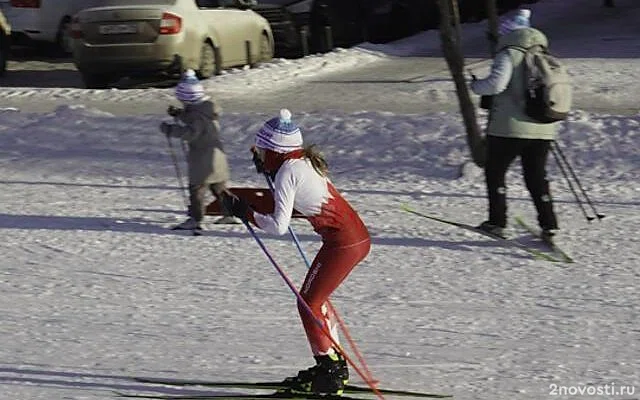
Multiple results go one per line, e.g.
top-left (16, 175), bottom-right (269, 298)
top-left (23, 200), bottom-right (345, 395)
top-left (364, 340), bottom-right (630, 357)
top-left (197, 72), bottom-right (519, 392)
top-left (56, 17), bottom-right (73, 56)
top-left (81, 71), bottom-right (112, 89)
top-left (258, 33), bottom-right (273, 63)
top-left (197, 42), bottom-right (215, 79)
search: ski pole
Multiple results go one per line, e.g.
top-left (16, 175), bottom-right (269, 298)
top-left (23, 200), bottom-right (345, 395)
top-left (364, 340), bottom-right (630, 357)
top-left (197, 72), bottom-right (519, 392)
top-left (550, 143), bottom-right (593, 222)
top-left (166, 135), bottom-right (189, 211)
top-left (240, 219), bottom-right (385, 400)
top-left (552, 142), bottom-right (604, 220)
top-left (263, 174), bottom-right (377, 385)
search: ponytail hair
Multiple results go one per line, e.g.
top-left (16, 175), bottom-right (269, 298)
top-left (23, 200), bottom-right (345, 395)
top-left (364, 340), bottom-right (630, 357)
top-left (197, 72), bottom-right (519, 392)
top-left (303, 144), bottom-right (328, 176)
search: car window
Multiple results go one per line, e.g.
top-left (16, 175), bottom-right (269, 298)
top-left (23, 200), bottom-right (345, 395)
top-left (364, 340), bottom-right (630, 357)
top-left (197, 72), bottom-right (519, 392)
top-left (220, 0), bottom-right (255, 8)
top-left (221, 0), bottom-right (237, 6)
top-left (196, 0), bottom-right (220, 8)
top-left (255, 0), bottom-right (293, 5)
top-left (195, 0), bottom-right (256, 9)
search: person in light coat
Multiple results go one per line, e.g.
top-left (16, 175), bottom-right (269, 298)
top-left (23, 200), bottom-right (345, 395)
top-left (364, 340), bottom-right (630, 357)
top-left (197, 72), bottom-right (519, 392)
top-left (470, 9), bottom-right (559, 240)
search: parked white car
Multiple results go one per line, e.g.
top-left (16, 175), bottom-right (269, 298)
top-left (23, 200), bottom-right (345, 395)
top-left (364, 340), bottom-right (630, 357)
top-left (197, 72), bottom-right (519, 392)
top-left (0, 0), bottom-right (76, 54)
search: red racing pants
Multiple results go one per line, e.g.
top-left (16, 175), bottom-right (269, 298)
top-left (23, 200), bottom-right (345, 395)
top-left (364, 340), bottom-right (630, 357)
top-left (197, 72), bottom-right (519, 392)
top-left (297, 237), bottom-right (371, 356)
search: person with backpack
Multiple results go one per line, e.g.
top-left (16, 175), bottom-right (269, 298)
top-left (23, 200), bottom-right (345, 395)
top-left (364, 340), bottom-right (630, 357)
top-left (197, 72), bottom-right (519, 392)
top-left (160, 69), bottom-right (239, 231)
top-left (469, 9), bottom-right (560, 240)
top-left (223, 109), bottom-right (371, 395)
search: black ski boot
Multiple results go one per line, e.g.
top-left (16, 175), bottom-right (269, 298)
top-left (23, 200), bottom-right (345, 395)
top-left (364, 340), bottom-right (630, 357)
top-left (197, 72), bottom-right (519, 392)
top-left (540, 228), bottom-right (557, 244)
top-left (476, 221), bottom-right (506, 239)
top-left (283, 353), bottom-right (348, 395)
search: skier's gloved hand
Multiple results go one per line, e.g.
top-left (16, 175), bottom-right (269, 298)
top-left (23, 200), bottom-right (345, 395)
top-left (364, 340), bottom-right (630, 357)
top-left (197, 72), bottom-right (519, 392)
top-left (250, 146), bottom-right (265, 174)
top-left (223, 193), bottom-right (250, 220)
top-left (167, 105), bottom-right (182, 117)
top-left (160, 122), bottom-right (172, 136)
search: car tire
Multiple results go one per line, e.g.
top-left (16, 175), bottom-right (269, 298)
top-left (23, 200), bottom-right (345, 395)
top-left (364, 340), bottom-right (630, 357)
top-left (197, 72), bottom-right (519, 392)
top-left (258, 33), bottom-right (273, 63)
top-left (196, 42), bottom-right (215, 79)
top-left (81, 71), bottom-right (112, 89)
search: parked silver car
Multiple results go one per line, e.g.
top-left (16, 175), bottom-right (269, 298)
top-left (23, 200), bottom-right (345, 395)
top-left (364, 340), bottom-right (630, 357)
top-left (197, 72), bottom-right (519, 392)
top-left (70, 0), bottom-right (274, 88)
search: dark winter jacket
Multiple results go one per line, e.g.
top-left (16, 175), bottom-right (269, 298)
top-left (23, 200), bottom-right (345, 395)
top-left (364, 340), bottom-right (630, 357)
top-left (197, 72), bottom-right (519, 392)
top-left (165, 100), bottom-right (230, 185)
top-left (470, 27), bottom-right (558, 140)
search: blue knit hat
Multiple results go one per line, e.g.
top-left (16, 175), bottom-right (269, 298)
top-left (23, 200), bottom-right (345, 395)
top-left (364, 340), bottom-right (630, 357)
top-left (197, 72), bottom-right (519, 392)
top-left (499, 9), bottom-right (531, 36)
top-left (175, 69), bottom-right (208, 103)
top-left (255, 109), bottom-right (303, 153)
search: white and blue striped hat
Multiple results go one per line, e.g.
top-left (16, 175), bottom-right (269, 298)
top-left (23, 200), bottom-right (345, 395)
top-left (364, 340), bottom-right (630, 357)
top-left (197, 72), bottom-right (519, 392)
top-left (175, 69), bottom-right (208, 103)
top-left (499, 9), bottom-right (531, 36)
top-left (255, 109), bottom-right (303, 153)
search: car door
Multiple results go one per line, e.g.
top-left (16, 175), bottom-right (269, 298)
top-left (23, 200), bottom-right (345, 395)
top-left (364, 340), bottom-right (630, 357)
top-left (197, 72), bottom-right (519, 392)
top-left (197, 0), bottom-right (257, 67)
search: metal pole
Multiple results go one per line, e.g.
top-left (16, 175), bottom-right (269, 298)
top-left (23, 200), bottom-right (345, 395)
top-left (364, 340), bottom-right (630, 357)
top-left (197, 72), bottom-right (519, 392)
top-left (300, 26), bottom-right (309, 56)
top-left (324, 25), bottom-right (333, 52)
top-left (552, 141), bottom-right (604, 220)
top-left (245, 40), bottom-right (252, 66)
top-left (166, 136), bottom-right (189, 212)
top-left (550, 144), bottom-right (593, 222)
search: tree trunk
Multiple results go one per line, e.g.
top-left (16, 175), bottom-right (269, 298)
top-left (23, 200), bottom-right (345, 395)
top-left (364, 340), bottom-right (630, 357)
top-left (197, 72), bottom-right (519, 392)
top-left (450, 0), bottom-right (461, 45)
top-left (486, 0), bottom-right (499, 56)
top-left (437, 0), bottom-right (485, 167)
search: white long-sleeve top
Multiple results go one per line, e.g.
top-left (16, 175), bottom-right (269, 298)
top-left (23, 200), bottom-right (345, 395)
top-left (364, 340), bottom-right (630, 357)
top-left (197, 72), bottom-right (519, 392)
top-left (252, 157), bottom-right (369, 245)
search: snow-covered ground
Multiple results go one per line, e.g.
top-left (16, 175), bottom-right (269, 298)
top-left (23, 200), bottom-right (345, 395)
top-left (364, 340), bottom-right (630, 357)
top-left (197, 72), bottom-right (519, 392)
top-left (0, 1), bottom-right (638, 400)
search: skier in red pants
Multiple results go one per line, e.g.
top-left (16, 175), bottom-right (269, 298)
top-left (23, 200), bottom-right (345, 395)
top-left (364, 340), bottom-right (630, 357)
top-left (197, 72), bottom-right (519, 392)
top-left (224, 109), bottom-right (371, 396)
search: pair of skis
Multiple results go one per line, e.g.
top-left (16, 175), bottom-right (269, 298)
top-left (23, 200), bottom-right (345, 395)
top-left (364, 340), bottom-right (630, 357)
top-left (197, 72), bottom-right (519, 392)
top-left (117, 376), bottom-right (452, 400)
top-left (401, 205), bottom-right (573, 263)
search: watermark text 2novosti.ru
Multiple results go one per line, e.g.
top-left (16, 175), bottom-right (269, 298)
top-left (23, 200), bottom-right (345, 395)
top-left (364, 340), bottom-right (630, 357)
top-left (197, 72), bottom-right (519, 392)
top-left (550, 383), bottom-right (635, 396)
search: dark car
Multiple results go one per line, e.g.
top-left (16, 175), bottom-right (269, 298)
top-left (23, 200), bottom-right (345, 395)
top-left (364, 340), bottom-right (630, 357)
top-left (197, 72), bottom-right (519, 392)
top-left (253, 0), bottom-right (312, 58)
top-left (253, 0), bottom-right (387, 56)
top-left (259, 0), bottom-right (441, 50)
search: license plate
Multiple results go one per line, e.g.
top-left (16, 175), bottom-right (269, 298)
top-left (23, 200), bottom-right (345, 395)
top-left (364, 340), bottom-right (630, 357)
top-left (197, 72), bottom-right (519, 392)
top-left (98, 24), bottom-right (138, 35)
